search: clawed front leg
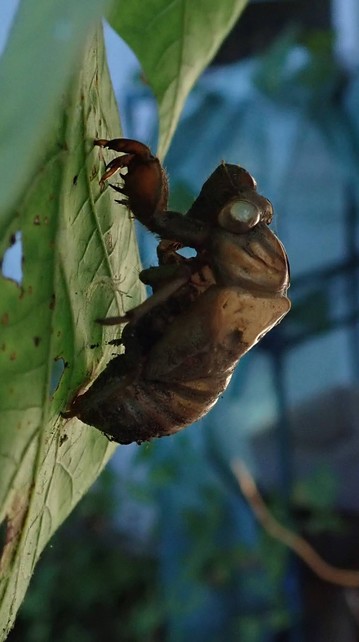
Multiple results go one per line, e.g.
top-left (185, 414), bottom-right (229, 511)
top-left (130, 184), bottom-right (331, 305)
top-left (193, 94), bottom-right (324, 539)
top-left (98, 154), bottom-right (134, 185)
top-left (150, 210), bottom-right (211, 248)
top-left (108, 183), bottom-right (128, 208)
top-left (94, 138), bottom-right (211, 247)
top-left (95, 138), bottom-right (153, 186)
top-left (95, 138), bottom-right (153, 159)
top-left (94, 137), bottom-right (168, 230)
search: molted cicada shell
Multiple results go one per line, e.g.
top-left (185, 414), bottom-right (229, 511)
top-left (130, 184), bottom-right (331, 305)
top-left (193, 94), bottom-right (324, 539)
top-left (63, 141), bottom-right (290, 444)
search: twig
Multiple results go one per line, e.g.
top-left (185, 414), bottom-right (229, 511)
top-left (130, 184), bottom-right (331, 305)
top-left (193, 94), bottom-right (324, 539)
top-left (232, 460), bottom-right (359, 588)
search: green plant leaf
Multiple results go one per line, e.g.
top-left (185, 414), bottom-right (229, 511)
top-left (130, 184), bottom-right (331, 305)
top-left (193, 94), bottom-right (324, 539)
top-left (0, 0), bottom-right (111, 221)
top-left (0, 28), bottom-right (143, 638)
top-left (109, 0), bottom-right (248, 158)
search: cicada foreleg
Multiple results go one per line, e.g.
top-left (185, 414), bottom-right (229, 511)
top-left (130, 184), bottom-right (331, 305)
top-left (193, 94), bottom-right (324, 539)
top-left (95, 138), bottom-right (153, 159)
top-left (97, 264), bottom-right (193, 327)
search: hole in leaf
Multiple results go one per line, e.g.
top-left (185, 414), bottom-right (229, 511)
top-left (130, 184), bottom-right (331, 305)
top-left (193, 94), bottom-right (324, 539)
top-left (1, 231), bottom-right (23, 285)
top-left (50, 357), bottom-right (65, 395)
top-left (176, 246), bottom-right (196, 259)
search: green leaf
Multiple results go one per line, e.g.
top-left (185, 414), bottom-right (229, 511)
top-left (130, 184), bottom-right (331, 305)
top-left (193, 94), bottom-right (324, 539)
top-left (0, 0), bottom-right (111, 220)
top-left (109, 0), bottom-right (248, 158)
top-left (0, 28), bottom-right (143, 638)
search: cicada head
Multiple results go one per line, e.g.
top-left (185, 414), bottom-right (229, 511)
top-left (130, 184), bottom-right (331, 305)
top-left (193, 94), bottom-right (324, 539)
top-left (186, 163), bottom-right (272, 227)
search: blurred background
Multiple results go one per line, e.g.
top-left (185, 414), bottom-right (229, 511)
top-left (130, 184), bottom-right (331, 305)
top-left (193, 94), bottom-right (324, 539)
top-left (5, 0), bottom-right (359, 640)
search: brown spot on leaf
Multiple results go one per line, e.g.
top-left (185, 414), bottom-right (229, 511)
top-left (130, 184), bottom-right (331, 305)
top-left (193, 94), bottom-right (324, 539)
top-left (1, 313), bottom-right (9, 325)
top-left (0, 519), bottom-right (8, 558)
top-left (49, 294), bottom-right (56, 310)
top-left (0, 489), bottom-right (31, 572)
top-left (9, 352), bottom-right (16, 360)
top-left (28, 286), bottom-right (33, 295)
top-left (33, 336), bottom-right (41, 347)
top-left (33, 215), bottom-right (41, 225)
top-left (59, 433), bottom-right (68, 446)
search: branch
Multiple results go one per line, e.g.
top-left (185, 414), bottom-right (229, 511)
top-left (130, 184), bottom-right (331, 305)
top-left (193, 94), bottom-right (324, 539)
top-left (232, 460), bottom-right (359, 588)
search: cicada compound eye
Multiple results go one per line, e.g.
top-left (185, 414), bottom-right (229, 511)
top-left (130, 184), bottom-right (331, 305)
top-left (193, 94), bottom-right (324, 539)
top-left (218, 199), bottom-right (261, 234)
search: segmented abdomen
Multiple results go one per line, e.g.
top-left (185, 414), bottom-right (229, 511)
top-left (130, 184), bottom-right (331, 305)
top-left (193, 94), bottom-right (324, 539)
top-left (74, 357), bottom-right (231, 444)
